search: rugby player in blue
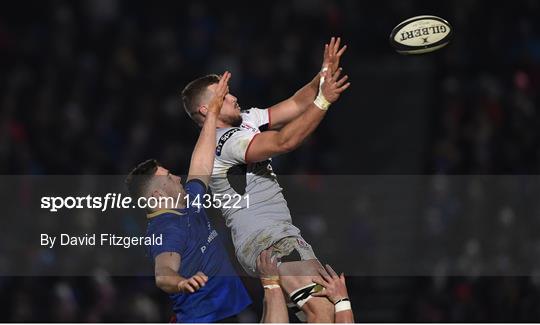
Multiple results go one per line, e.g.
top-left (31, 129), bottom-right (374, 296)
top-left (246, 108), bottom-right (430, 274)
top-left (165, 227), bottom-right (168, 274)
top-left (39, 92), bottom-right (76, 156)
top-left (125, 72), bottom-right (251, 323)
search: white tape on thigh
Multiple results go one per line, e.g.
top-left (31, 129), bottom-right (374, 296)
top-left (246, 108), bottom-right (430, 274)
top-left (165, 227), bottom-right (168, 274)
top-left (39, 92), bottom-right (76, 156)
top-left (290, 283), bottom-right (317, 308)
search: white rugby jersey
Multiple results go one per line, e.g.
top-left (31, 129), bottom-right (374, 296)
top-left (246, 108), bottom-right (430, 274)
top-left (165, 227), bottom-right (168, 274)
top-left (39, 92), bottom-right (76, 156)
top-left (210, 108), bottom-right (301, 274)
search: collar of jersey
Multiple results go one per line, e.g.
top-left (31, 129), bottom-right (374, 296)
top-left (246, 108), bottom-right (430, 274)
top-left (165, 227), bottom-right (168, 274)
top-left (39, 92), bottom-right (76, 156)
top-left (147, 209), bottom-right (186, 219)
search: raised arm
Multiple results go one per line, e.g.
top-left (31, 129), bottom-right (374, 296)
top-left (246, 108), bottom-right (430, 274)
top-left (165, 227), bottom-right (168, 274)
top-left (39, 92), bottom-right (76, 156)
top-left (187, 71), bottom-right (230, 186)
top-left (154, 252), bottom-right (208, 294)
top-left (257, 248), bottom-right (288, 323)
top-left (245, 67), bottom-right (350, 163)
top-left (267, 37), bottom-right (347, 130)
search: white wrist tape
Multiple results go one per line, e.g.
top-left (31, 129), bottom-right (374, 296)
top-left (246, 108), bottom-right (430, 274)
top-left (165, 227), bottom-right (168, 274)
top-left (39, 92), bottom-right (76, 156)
top-left (335, 300), bottom-right (352, 313)
top-left (314, 93), bottom-right (331, 111)
top-left (263, 284), bottom-right (281, 290)
top-left (315, 66), bottom-right (331, 111)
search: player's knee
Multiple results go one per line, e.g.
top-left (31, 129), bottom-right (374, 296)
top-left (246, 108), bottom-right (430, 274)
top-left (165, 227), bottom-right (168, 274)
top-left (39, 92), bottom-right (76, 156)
top-left (303, 296), bottom-right (334, 322)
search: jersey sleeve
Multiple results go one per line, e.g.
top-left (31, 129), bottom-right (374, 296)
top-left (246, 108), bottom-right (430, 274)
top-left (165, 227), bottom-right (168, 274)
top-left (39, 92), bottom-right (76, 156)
top-left (185, 179), bottom-right (207, 197)
top-left (185, 178), bottom-right (209, 215)
top-left (148, 224), bottom-right (187, 261)
top-left (216, 128), bottom-right (257, 165)
top-left (242, 108), bottom-right (269, 129)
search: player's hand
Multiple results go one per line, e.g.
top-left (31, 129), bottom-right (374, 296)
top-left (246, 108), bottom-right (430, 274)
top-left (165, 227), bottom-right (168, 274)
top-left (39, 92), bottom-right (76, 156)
top-left (311, 264), bottom-right (349, 304)
top-left (322, 37), bottom-right (347, 75)
top-left (207, 71), bottom-right (231, 115)
top-left (256, 248), bottom-right (280, 285)
top-left (177, 271), bottom-right (208, 294)
top-left (320, 67), bottom-right (350, 103)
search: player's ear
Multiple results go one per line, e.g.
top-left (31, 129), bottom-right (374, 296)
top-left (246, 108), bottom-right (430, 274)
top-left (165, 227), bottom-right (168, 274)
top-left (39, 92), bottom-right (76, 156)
top-left (151, 189), bottom-right (164, 199)
top-left (150, 190), bottom-right (166, 209)
top-left (198, 105), bottom-right (208, 117)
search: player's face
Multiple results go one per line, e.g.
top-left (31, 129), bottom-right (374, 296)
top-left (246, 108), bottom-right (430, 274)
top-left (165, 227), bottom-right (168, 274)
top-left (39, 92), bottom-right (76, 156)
top-left (205, 83), bottom-right (242, 127)
top-left (154, 166), bottom-right (185, 198)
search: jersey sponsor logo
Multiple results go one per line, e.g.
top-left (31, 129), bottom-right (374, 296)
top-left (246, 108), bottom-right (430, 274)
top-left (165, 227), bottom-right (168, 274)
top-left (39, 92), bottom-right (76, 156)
top-left (200, 229), bottom-right (218, 254)
top-left (241, 122), bottom-right (258, 133)
top-left (216, 128), bottom-right (241, 156)
top-left (297, 238), bottom-right (309, 249)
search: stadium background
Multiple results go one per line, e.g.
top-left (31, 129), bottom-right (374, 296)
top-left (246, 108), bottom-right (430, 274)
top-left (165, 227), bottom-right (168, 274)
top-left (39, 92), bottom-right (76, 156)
top-left (2, 0), bottom-right (540, 322)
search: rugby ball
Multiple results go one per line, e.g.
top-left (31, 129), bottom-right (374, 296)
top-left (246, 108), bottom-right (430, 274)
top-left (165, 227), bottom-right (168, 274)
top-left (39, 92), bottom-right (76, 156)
top-left (390, 15), bottom-right (452, 55)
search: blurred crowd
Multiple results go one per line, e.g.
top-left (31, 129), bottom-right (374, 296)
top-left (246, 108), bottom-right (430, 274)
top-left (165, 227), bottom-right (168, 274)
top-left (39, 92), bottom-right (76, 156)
top-left (2, 0), bottom-right (540, 322)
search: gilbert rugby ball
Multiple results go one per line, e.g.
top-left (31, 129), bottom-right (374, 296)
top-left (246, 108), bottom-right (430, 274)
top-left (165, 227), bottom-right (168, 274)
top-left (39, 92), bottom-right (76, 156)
top-left (390, 15), bottom-right (452, 55)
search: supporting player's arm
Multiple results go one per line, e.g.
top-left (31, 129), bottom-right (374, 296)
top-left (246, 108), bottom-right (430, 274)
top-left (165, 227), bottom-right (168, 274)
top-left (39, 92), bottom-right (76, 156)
top-left (154, 252), bottom-right (208, 294)
top-left (311, 264), bottom-right (355, 323)
top-left (186, 71), bottom-right (231, 186)
top-left (267, 37), bottom-right (347, 130)
top-left (257, 248), bottom-right (289, 323)
top-left (245, 68), bottom-right (350, 163)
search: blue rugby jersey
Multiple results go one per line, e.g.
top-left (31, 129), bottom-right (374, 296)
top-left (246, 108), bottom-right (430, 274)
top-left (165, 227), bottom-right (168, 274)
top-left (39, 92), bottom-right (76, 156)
top-left (146, 179), bottom-right (251, 323)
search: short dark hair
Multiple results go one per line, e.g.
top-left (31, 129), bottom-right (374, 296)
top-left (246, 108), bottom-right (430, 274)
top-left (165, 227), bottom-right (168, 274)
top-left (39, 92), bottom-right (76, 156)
top-left (181, 74), bottom-right (220, 121)
top-left (125, 159), bottom-right (160, 199)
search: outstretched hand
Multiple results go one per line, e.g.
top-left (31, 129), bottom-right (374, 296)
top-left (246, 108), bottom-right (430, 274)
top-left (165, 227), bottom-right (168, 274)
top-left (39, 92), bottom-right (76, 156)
top-left (320, 67), bottom-right (350, 104)
top-left (311, 264), bottom-right (349, 304)
top-left (207, 71), bottom-right (231, 115)
top-left (177, 271), bottom-right (208, 294)
top-left (323, 37), bottom-right (347, 75)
